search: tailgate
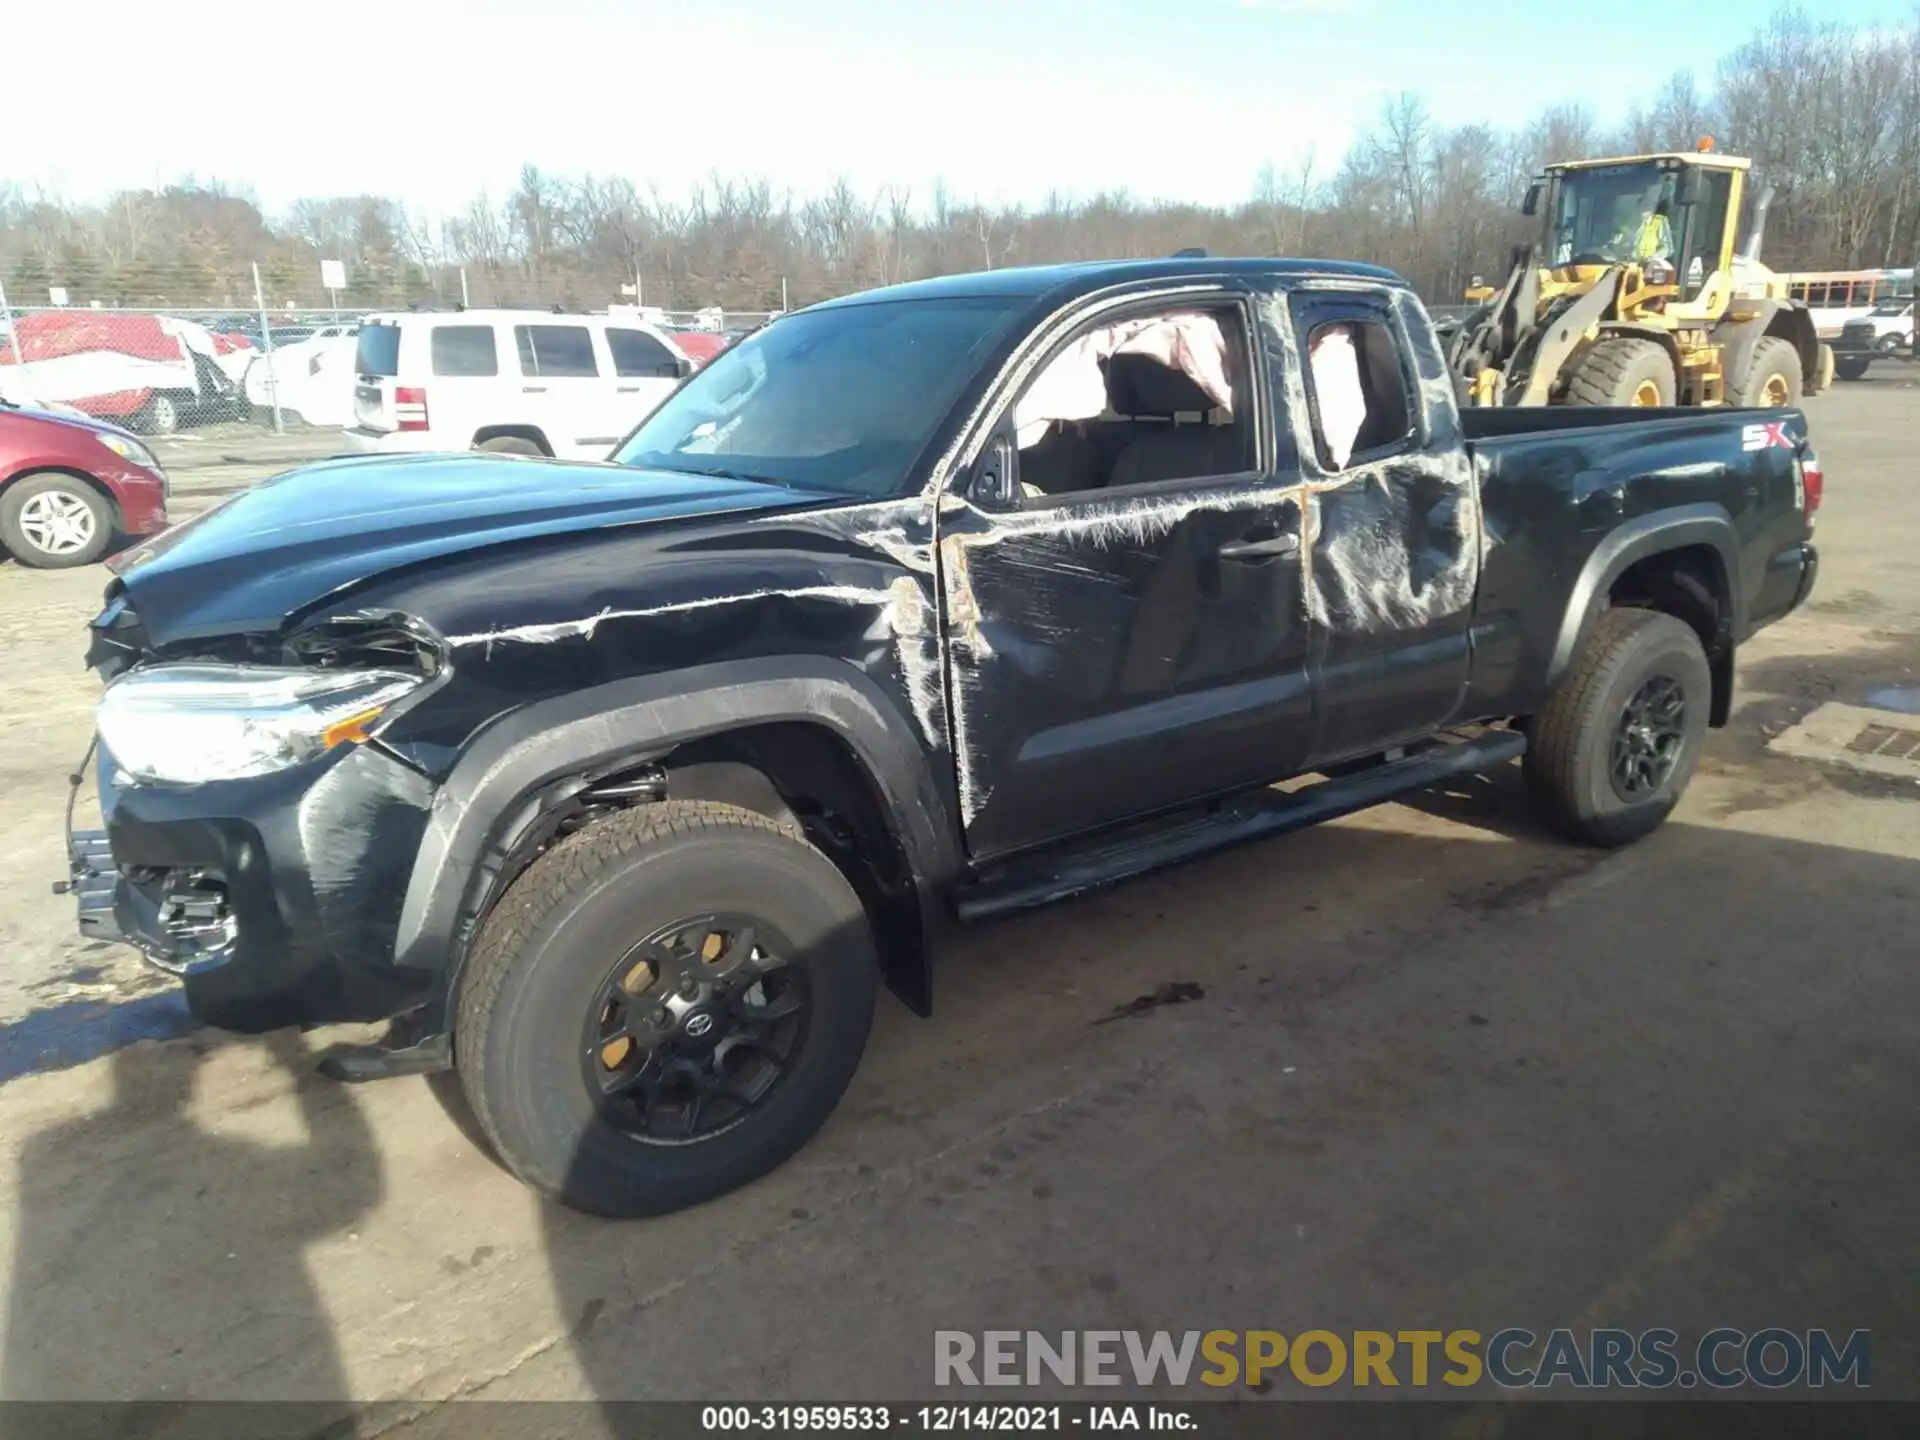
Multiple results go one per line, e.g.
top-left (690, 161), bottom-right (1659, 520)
top-left (353, 378), bottom-right (393, 431)
top-left (352, 322), bottom-right (402, 431)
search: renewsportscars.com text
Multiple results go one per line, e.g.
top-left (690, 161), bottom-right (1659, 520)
top-left (934, 1328), bottom-right (1870, 1390)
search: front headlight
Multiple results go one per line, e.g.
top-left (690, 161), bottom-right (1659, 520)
top-left (96, 431), bottom-right (163, 475)
top-left (97, 665), bottom-right (422, 784)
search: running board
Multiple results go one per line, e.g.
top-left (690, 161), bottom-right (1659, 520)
top-left (955, 730), bottom-right (1527, 923)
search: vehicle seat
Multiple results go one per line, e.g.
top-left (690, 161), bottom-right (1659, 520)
top-left (1019, 422), bottom-right (1105, 496)
top-left (1104, 355), bottom-right (1247, 488)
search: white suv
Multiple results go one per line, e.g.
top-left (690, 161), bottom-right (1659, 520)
top-left (344, 310), bottom-right (691, 460)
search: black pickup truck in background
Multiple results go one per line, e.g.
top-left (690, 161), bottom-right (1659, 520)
top-left (68, 257), bottom-right (1821, 1217)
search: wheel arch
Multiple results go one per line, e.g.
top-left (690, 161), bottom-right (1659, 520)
top-left (1547, 506), bottom-right (1743, 724)
top-left (1713, 302), bottom-right (1822, 394)
top-left (0, 465), bottom-right (123, 526)
top-left (1594, 322), bottom-right (1684, 376)
top-left (393, 656), bottom-right (960, 1034)
top-left (471, 424), bottom-right (553, 455)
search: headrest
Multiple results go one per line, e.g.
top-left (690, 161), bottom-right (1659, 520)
top-left (1104, 353), bottom-right (1216, 418)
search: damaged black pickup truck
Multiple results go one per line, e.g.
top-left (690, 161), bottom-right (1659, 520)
top-left (67, 258), bottom-right (1822, 1217)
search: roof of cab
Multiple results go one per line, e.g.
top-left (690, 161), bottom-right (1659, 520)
top-left (808, 257), bottom-right (1409, 311)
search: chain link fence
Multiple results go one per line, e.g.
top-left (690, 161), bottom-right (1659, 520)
top-left (0, 292), bottom-right (777, 436)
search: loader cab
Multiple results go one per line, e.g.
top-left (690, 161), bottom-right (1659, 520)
top-left (1539, 153), bottom-right (1746, 321)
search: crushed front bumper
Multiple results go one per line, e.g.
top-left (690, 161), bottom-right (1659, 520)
top-left (64, 828), bottom-right (239, 977)
top-left (62, 739), bottom-right (444, 1034)
top-left (67, 830), bottom-right (123, 947)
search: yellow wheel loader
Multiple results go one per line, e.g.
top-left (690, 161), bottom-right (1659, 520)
top-left (1446, 142), bottom-right (1832, 409)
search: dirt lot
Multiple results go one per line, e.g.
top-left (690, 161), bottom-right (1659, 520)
top-left (0, 386), bottom-right (1916, 1412)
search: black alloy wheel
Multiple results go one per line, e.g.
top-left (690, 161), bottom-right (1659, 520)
top-left (1609, 675), bottom-right (1688, 801)
top-left (585, 912), bottom-right (810, 1143)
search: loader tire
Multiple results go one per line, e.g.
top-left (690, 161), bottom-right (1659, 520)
top-left (1733, 336), bottom-right (1803, 408)
top-left (1560, 338), bottom-right (1676, 407)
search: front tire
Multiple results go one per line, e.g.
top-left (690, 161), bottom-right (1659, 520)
top-left (1524, 608), bottom-right (1711, 847)
top-left (0, 472), bottom-right (114, 568)
top-left (456, 800), bottom-right (878, 1218)
top-left (1834, 355), bottom-right (1871, 382)
top-left (1561, 337), bottom-right (1675, 407)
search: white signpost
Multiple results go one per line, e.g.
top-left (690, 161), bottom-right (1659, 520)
top-left (320, 259), bottom-right (347, 313)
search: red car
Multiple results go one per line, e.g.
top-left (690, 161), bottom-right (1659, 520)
top-left (0, 401), bottom-right (171, 569)
top-left (665, 329), bottom-right (732, 367)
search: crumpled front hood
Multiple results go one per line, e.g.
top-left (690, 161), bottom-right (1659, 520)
top-left (107, 452), bottom-right (828, 647)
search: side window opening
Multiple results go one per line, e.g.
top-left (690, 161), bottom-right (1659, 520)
top-left (1010, 306), bottom-right (1255, 500)
top-left (1299, 315), bottom-right (1415, 471)
top-left (607, 327), bottom-right (683, 379)
top-left (430, 324), bottom-right (500, 377)
top-left (515, 324), bottom-right (600, 378)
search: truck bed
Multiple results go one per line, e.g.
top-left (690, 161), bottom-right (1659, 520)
top-left (1460, 403), bottom-right (1778, 442)
top-left (1457, 401), bottom-right (1816, 726)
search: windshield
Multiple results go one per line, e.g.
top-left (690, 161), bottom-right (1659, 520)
top-left (611, 296), bottom-right (1022, 497)
top-left (1550, 163), bottom-right (1676, 267)
top-left (1871, 299), bottom-right (1911, 316)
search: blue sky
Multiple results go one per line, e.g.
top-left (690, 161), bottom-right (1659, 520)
top-left (10, 0), bottom-right (1909, 219)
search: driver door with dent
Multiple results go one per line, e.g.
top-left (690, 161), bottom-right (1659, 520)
top-left (935, 288), bottom-right (1314, 863)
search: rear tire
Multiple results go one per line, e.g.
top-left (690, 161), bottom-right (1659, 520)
top-left (1733, 336), bottom-right (1803, 407)
top-left (1561, 338), bottom-right (1675, 407)
top-left (0, 472), bottom-right (114, 568)
top-left (475, 435), bottom-right (545, 456)
top-left (1834, 355), bottom-right (1871, 382)
top-left (456, 800), bottom-right (878, 1218)
top-left (1524, 608), bottom-right (1711, 848)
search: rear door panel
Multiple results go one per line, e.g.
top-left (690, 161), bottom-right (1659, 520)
top-left (1278, 285), bottom-right (1480, 764)
top-left (513, 323), bottom-right (605, 458)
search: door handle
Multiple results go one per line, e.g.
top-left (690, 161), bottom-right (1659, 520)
top-left (522, 385), bottom-right (548, 394)
top-left (617, 384), bottom-right (642, 393)
top-left (1218, 532), bottom-right (1300, 561)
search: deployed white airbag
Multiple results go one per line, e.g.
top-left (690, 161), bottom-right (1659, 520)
top-left (1308, 323), bottom-right (1366, 469)
top-left (1015, 312), bottom-right (1234, 447)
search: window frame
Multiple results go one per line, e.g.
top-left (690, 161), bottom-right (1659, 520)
top-left (428, 323), bottom-right (502, 378)
top-left (514, 322), bottom-right (601, 379)
top-left (1287, 289), bottom-right (1426, 473)
top-left (605, 325), bottom-right (684, 379)
top-left (975, 288), bottom-right (1270, 512)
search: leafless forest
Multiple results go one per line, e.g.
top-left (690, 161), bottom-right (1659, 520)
top-left (4, 7), bottom-right (1916, 312)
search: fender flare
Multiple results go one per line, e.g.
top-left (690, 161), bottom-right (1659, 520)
top-left (1546, 504), bottom-right (1745, 691)
top-left (1713, 302), bottom-right (1821, 394)
top-left (389, 655), bottom-right (961, 1001)
top-left (1596, 320), bottom-right (1684, 373)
